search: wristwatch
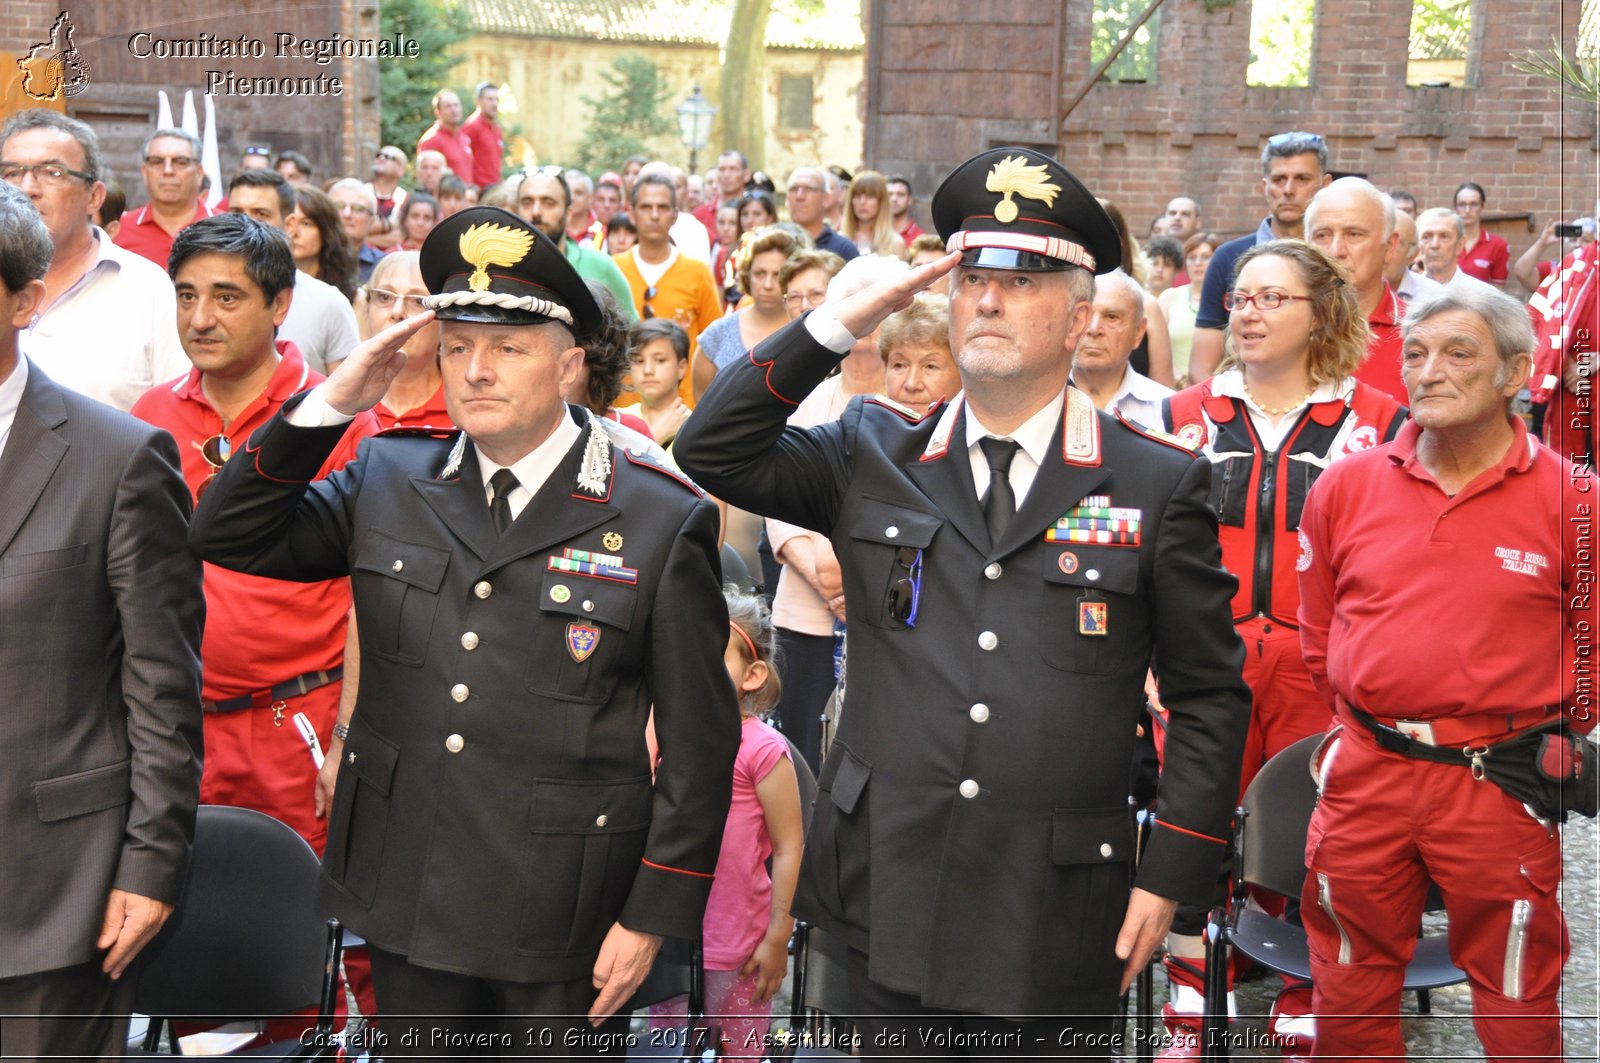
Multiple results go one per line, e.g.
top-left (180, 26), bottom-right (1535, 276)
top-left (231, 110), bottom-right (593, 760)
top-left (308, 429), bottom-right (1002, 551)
top-left (332, 721), bottom-right (350, 741)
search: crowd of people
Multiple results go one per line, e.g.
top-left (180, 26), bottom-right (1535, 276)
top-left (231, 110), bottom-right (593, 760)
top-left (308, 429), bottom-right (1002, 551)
top-left (0, 88), bottom-right (1596, 1063)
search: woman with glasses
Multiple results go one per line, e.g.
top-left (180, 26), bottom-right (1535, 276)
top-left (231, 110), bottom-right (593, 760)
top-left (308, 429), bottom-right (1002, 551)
top-left (1153, 240), bottom-right (1408, 1051)
top-left (288, 184), bottom-right (357, 301)
top-left (1452, 180), bottom-right (1509, 288)
top-left (841, 170), bottom-right (907, 260)
top-left (357, 252), bottom-right (449, 431)
top-left (691, 227), bottom-right (800, 399)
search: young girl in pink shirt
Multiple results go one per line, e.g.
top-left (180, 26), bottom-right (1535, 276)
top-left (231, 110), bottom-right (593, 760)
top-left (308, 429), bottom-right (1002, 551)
top-left (651, 588), bottom-right (804, 1058)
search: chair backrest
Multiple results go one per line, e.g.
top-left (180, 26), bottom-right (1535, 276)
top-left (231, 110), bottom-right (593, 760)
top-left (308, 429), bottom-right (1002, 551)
top-left (799, 925), bottom-right (852, 1017)
top-left (133, 805), bottom-right (327, 1017)
top-left (1237, 734), bottom-right (1323, 900)
top-left (625, 936), bottom-right (700, 1011)
top-left (785, 734), bottom-right (818, 838)
top-left (719, 543), bottom-right (758, 595)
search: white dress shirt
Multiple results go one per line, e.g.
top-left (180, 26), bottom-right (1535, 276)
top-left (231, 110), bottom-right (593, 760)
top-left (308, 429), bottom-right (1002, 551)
top-left (1070, 366), bottom-right (1173, 430)
top-left (0, 355), bottom-right (31, 461)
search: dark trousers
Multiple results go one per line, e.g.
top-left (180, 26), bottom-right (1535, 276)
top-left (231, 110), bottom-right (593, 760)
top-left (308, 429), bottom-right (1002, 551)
top-left (0, 960), bottom-right (137, 1061)
top-left (772, 627), bottom-right (835, 775)
top-left (844, 950), bottom-right (1124, 1062)
top-left (366, 946), bottom-right (632, 1060)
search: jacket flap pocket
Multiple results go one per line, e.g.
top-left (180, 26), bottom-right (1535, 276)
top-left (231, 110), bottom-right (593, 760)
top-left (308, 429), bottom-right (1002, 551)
top-left (1043, 546), bottom-right (1139, 595)
top-left (34, 759), bottom-right (131, 823)
top-left (354, 529), bottom-right (450, 593)
top-left (820, 744), bottom-right (871, 815)
top-left (528, 775), bottom-right (653, 834)
top-left (538, 570), bottom-right (636, 631)
top-left (349, 726), bottom-right (400, 797)
top-left (1051, 806), bottom-right (1135, 865)
top-left (3, 542), bottom-right (88, 578)
top-left (850, 496), bottom-right (943, 549)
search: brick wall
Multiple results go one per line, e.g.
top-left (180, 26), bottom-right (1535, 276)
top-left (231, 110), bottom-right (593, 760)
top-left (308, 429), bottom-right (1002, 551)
top-left (867, 0), bottom-right (1596, 253)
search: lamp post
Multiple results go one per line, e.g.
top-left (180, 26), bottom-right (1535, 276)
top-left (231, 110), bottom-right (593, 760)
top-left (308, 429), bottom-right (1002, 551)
top-left (675, 85), bottom-right (717, 175)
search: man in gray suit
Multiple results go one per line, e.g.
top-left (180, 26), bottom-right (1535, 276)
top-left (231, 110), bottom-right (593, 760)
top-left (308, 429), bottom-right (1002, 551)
top-left (0, 182), bottom-right (204, 1056)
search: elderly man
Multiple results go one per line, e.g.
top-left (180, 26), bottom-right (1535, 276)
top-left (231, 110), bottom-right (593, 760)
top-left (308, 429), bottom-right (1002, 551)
top-left (190, 204), bottom-right (738, 1050)
top-left (416, 89), bottom-right (473, 184)
top-left (515, 166), bottom-right (636, 323)
top-left (1, 109), bottom-right (188, 411)
top-left (0, 181), bottom-right (202, 1059)
top-left (414, 148), bottom-right (449, 198)
top-left (1306, 178), bottom-right (1407, 404)
top-left (565, 169), bottom-right (606, 248)
top-left (1190, 132), bottom-right (1330, 381)
top-left (1069, 269), bottom-right (1172, 428)
top-left (114, 127), bottom-right (221, 267)
top-left (224, 169), bottom-right (359, 375)
top-left (460, 81), bottom-right (504, 189)
top-left (785, 166), bottom-right (859, 262)
top-left (1296, 285), bottom-right (1594, 1061)
top-left (1416, 207), bottom-right (1497, 294)
top-left (328, 178), bottom-right (383, 283)
top-left (677, 148), bottom-right (1250, 1058)
top-left (1384, 208), bottom-right (1443, 307)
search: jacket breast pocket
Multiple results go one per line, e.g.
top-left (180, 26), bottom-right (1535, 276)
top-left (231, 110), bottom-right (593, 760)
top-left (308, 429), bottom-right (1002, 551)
top-left (2, 542), bottom-right (88, 580)
top-left (517, 775), bottom-right (652, 954)
top-left (527, 570), bottom-right (637, 703)
top-left (1207, 453), bottom-right (1253, 528)
top-left (1039, 546), bottom-right (1143, 675)
top-left (845, 496), bottom-right (943, 630)
top-left (353, 529), bottom-right (449, 667)
top-left (1035, 806), bottom-right (1135, 989)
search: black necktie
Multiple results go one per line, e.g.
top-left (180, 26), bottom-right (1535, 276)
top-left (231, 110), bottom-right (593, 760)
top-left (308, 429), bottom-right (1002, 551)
top-left (979, 437), bottom-right (1020, 545)
top-left (488, 468), bottom-right (519, 536)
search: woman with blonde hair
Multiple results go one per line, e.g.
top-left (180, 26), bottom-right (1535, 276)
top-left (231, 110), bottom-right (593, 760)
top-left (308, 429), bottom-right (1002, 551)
top-left (841, 170), bottom-right (906, 260)
top-left (1152, 239), bottom-right (1410, 1052)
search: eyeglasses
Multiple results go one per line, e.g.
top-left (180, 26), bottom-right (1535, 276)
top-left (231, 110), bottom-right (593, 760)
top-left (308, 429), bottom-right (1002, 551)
top-left (1223, 290), bottom-right (1315, 312)
top-left (0, 162), bottom-right (95, 187)
top-left (788, 183), bottom-right (822, 195)
top-left (364, 287), bottom-right (431, 314)
top-left (1266, 132), bottom-right (1325, 150)
top-left (195, 433), bottom-right (232, 500)
top-left (886, 547), bottom-right (923, 627)
top-left (338, 201), bottom-right (374, 215)
top-left (144, 154), bottom-right (197, 170)
top-left (783, 288), bottom-right (829, 311)
top-left (641, 285), bottom-right (658, 319)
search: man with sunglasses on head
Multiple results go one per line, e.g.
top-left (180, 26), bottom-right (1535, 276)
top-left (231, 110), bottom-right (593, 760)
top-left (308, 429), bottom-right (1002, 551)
top-left (515, 165), bottom-right (636, 325)
top-left (114, 126), bottom-right (222, 268)
top-left (679, 148), bottom-right (1250, 1059)
top-left (1, 109), bottom-right (188, 412)
top-left (1189, 131), bottom-right (1331, 382)
top-left (365, 145), bottom-right (409, 252)
top-left (132, 212), bottom-right (376, 865)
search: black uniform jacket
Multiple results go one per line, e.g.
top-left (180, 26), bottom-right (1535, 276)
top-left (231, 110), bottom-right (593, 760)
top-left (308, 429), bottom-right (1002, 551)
top-left (675, 319), bottom-right (1251, 1017)
top-left (191, 400), bottom-right (740, 984)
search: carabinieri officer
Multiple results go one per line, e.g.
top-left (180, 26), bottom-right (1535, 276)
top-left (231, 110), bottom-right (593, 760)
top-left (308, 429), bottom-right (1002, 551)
top-left (676, 148), bottom-right (1251, 1059)
top-left (192, 205), bottom-right (739, 1055)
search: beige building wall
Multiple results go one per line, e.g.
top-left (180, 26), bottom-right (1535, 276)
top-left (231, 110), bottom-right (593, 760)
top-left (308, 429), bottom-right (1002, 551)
top-left (454, 36), bottom-right (864, 179)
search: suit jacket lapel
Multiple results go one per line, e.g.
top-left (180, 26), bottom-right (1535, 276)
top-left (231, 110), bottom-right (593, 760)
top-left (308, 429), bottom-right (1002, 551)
top-left (0, 367), bottom-right (69, 557)
top-left (905, 402), bottom-right (990, 554)
top-left (483, 428), bottom-right (616, 573)
top-left (410, 441), bottom-right (495, 560)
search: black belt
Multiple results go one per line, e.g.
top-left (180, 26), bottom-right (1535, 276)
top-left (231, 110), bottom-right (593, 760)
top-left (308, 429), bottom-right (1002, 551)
top-left (203, 667), bottom-right (345, 713)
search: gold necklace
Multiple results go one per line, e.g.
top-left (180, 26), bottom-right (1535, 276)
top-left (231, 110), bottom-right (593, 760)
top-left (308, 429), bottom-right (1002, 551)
top-left (1242, 378), bottom-right (1314, 416)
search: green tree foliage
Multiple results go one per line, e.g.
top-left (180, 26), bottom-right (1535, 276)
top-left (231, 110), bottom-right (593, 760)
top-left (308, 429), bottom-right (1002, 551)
top-left (1091, 0), bottom-right (1161, 84)
top-left (573, 56), bottom-right (676, 175)
top-left (378, 0), bottom-right (472, 154)
top-left (1246, 0), bottom-right (1314, 87)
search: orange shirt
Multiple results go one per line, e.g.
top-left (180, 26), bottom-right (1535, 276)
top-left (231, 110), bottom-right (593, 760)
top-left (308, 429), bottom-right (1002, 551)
top-left (612, 249), bottom-right (724, 408)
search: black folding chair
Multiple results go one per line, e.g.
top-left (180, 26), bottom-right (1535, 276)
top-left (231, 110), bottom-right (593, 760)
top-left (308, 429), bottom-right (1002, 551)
top-left (626, 936), bottom-right (711, 1059)
top-left (133, 805), bottom-right (343, 1058)
top-left (1198, 735), bottom-right (1465, 1061)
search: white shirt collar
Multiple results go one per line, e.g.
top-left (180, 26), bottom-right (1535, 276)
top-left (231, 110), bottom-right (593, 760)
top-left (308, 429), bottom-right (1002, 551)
top-left (474, 408), bottom-right (583, 518)
top-left (966, 389), bottom-right (1065, 469)
top-left (0, 354), bottom-right (32, 462)
top-left (1210, 367), bottom-right (1351, 411)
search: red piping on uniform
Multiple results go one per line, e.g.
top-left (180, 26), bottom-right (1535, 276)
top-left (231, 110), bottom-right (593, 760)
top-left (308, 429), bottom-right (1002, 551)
top-left (1156, 820), bottom-right (1228, 846)
top-left (641, 858), bottom-right (714, 878)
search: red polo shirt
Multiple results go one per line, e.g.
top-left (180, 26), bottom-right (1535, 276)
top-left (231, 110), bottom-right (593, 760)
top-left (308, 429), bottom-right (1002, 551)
top-left (1458, 229), bottom-right (1510, 286)
top-left (1352, 283), bottom-right (1407, 405)
top-left (416, 122), bottom-right (474, 184)
top-left (374, 382), bottom-right (453, 431)
top-left (898, 218), bottom-right (926, 244)
top-left (1298, 416), bottom-right (1595, 726)
top-left (460, 111), bottom-right (503, 188)
top-left (113, 199), bottom-right (222, 268)
top-left (131, 342), bottom-right (378, 698)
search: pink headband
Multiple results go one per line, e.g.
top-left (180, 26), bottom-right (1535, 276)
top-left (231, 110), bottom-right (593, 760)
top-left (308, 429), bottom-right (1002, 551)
top-left (729, 620), bottom-right (760, 661)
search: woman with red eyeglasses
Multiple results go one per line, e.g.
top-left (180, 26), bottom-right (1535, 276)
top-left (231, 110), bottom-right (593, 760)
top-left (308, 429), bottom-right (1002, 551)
top-left (1151, 240), bottom-right (1408, 1056)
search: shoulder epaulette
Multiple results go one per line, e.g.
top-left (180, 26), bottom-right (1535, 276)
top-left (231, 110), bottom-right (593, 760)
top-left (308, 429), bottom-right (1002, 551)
top-left (863, 395), bottom-right (929, 423)
top-left (622, 448), bottom-right (706, 498)
top-left (1114, 410), bottom-right (1202, 457)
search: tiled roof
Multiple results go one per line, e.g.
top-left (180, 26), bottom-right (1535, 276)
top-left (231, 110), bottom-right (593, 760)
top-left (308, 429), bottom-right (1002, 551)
top-left (464, 0), bottom-right (863, 52)
top-left (1407, 1), bottom-right (1471, 62)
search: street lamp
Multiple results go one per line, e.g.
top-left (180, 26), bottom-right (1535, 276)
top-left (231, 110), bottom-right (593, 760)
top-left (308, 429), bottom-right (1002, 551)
top-left (675, 85), bottom-right (718, 175)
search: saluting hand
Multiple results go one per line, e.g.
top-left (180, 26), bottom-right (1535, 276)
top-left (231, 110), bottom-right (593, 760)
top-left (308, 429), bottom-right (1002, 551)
top-left (831, 251), bottom-right (960, 342)
top-left (322, 309), bottom-right (437, 416)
